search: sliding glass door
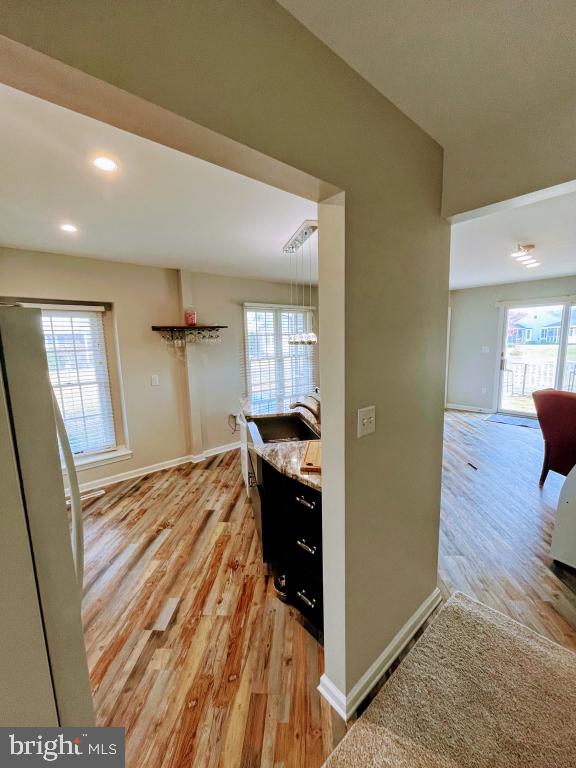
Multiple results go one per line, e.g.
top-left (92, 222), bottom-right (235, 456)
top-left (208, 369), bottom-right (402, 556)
top-left (562, 306), bottom-right (576, 392)
top-left (499, 303), bottom-right (566, 415)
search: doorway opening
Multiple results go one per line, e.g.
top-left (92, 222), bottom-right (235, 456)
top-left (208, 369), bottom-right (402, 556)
top-left (441, 182), bottom-right (576, 680)
top-left (0, 44), bottom-right (346, 765)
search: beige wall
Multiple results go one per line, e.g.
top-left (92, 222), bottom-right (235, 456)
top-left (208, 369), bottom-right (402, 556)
top-left (179, 270), bottom-right (318, 453)
top-left (443, 97), bottom-right (576, 217)
top-left (0, 246), bottom-right (188, 484)
top-left (447, 275), bottom-right (576, 411)
top-left (0, 246), bottom-right (321, 474)
top-left (1, 0), bottom-right (450, 702)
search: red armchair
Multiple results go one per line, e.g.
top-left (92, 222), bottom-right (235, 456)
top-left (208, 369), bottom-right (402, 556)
top-left (532, 389), bottom-right (576, 486)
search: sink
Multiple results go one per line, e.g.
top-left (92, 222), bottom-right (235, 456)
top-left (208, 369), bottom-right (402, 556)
top-left (248, 414), bottom-right (320, 444)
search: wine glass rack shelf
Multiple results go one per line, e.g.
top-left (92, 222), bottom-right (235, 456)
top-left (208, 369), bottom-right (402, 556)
top-left (151, 325), bottom-right (228, 347)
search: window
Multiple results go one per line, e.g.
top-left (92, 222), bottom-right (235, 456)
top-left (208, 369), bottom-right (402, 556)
top-left (42, 309), bottom-right (117, 456)
top-left (244, 304), bottom-right (316, 403)
top-left (540, 326), bottom-right (560, 344)
top-left (508, 327), bottom-right (530, 344)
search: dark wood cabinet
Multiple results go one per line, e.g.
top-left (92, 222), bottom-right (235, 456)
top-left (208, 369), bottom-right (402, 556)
top-left (259, 462), bottom-right (323, 637)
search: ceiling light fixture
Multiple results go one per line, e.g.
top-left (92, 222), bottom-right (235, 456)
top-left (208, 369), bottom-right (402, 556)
top-left (93, 156), bottom-right (118, 172)
top-left (516, 255), bottom-right (532, 262)
top-left (511, 243), bottom-right (535, 260)
top-left (60, 223), bottom-right (78, 233)
top-left (523, 259), bottom-right (537, 266)
top-left (526, 262), bottom-right (540, 268)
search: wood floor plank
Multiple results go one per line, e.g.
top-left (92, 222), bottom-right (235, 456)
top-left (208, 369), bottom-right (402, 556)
top-left (82, 414), bottom-right (576, 767)
top-left (239, 693), bottom-right (267, 768)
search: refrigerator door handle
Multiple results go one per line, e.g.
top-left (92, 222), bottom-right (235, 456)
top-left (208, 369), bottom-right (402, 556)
top-left (51, 389), bottom-right (84, 590)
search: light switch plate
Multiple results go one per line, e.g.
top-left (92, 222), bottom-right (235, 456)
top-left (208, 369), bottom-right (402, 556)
top-left (357, 405), bottom-right (376, 438)
top-left (481, 346), bottom-right (490, 353)
top-left (150, 375), bottom-right (160, 387)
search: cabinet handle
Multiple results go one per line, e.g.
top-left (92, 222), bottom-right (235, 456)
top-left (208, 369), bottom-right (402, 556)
top-left (296, 590), bottom-right (316, 609)
top-left (297, 539), bottom-right (317, 555)
top-left (248, 472), bottom-right (258, 487)
top-left (295, 495), bottom-right (315, 510)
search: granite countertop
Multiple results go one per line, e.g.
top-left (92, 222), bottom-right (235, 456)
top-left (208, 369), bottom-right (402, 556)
top-left (241, 395), bottom-right (322, 491)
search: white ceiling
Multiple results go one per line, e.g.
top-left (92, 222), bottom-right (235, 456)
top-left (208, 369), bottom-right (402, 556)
top-left (278, 0), bottom-right (576, 290)
top-left (451, 191), bottom-right (576, 290)
top-left (0, 83), bottom-right (317, 283)
top-left (278, 0), bottom-right (576, 148)
top-left (2, 71), bottom-right (575, 293)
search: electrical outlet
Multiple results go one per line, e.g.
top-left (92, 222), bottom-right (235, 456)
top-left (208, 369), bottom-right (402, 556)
top-left (357, 405), bottom-right (376, 438)
top-left (150, 375), bottom-right (160, 387)
top-left (481, 386), bottom-right (487, 394)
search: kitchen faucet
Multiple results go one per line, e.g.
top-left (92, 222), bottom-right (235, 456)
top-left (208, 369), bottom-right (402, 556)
top-left (289, 392), bottom-right (320, 422)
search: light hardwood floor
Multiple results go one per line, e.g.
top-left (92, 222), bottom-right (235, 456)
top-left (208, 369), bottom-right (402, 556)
top-left (82, 450), bottom-right (344, 768)
top-left (82, 411), bottom-right (576, 767)
top-left (440, 411), bottom-right (576, 648)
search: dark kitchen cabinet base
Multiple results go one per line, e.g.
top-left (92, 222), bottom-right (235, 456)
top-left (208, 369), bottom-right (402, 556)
top-left (259, 462), bottom-right (324, 637)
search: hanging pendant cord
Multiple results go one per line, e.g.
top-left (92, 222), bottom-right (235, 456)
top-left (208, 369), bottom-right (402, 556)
top-left (289, 246), bottom-right (293, 307)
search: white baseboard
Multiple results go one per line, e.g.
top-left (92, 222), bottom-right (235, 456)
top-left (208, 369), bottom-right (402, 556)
top-left (200, 440), bottom-right (241, 460)
top-left (76, 441), bottom-right (241, 493)
top-left (317, 675), bottom-right (348, 721)
top-left (318, 587), bottom-right (442, 721)
top-left (445, 403), bottom-right (494, 414)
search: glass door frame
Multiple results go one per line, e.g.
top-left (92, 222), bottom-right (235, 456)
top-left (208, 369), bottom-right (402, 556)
top-left (495, 296), bottom-right (575, 417)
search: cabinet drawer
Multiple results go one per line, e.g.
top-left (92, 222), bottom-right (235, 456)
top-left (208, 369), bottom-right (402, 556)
top-left (290, 578), bottom-right (323, 628)
top-left (287, 491), bottom-right (322, 540)
top-left (288, 486), bottom-right (321, 514)
top-left (291, 532), bottom-right (322, 577)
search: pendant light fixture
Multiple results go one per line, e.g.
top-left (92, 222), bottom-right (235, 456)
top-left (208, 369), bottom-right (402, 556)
top-left (284, 219), bottom-right (318, 345)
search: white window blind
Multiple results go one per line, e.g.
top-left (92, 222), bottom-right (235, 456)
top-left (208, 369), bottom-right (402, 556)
top-left (41, 309), bottom-right (117, 456)
top-left (244, 304), bottom-right (317, 403)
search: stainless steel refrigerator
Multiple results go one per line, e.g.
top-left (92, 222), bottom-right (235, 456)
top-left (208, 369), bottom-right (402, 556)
top-left (0, 305), bottom-right (94, 725)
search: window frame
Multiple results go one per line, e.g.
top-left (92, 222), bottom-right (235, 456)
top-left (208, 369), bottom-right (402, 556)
top-left (243, 302), bottom-right (317, 404)
top-left (8, 298), bottom-right (132, 472)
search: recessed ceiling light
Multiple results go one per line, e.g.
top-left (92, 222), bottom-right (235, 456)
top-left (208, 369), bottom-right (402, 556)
top-left (93, 156), bottom-right (118, 172)
top-left (60, 223), bottom-right (78, 233)
top-left (526, 262), bottom-right (540, 268)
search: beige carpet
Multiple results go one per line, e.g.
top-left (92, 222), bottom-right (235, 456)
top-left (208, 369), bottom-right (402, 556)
top-left (324, 592), bottom-right (576, 767)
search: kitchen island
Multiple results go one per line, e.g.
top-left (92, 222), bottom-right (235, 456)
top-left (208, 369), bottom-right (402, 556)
top-left (239, 395), bottom-right (323, 636)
